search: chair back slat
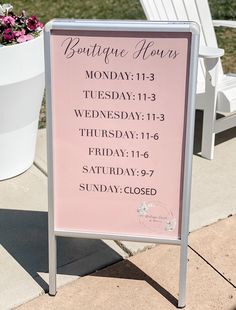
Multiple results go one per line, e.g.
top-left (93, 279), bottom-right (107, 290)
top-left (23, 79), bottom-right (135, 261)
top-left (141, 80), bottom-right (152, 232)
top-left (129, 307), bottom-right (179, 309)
top-left (162, 0), bottom-right (177, 20)
top-left (153, 1), bottom-right (168, 19)
top-left (171, 0), bottom-right (188, 20)
top-left (140, 0), bottom-right (160, 20)
top-left (183, 0), bottom-right (205, 45)
top-left (182, 0), bottom-right (208, 80)
top-left (195, 0), bottom-right (219, 48)
top-left (186, 0), bottom-right (223, 76)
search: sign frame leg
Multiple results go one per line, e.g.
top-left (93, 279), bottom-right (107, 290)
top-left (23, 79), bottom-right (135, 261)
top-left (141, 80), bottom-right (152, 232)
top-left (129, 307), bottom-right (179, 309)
top-left (45, 23), bottom-right (57, 296)
top-left (49, 232), bottom-right (57, 296)
top-left (178, 239), bottom-right (188, 308)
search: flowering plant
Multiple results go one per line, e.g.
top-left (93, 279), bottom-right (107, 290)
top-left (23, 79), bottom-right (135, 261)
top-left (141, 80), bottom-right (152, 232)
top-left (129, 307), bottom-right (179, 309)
top-left (0, 3), bottom-right (43, 46)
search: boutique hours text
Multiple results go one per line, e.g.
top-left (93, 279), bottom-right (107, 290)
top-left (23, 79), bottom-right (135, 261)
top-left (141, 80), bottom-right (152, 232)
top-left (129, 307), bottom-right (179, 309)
top-left (75, 70), bottom-right (164, 196)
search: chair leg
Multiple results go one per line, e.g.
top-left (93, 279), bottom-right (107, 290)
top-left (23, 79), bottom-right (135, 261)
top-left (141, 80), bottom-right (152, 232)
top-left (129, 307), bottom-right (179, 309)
top-left (201, 58), bottom-right (219, 160)
top-left (201, 108), bottom-right (216, 160)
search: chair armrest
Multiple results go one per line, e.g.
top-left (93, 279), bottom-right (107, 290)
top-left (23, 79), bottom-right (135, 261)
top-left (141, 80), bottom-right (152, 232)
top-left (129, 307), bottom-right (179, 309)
top-left (199, 46), bottom-right (224, 59)
top-left (213, 20), bottom-right (236, 28)
top-left (199, 46), bottom-right (224, 87)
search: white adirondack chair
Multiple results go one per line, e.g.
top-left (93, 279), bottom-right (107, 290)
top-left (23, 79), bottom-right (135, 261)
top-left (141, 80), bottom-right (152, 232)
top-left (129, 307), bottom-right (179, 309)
top-left (139, 0), bottom-right (236, 159)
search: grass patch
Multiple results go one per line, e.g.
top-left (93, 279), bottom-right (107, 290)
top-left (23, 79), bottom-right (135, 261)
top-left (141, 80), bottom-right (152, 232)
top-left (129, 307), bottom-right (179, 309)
top-left (215, 27), bottom-right (236, 73)
top-left (11, 0), bottom-right (145, 22)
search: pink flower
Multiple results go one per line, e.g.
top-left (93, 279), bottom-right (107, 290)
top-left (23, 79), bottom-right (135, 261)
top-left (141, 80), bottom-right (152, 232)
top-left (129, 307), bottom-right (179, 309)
top-left (2, 16), bottom-right (15, 26)
top-left (16, 34), bottom-right (33, 43)
top-left (26, 15), bottom-right (41, 31)
top-left (3, 28), bottom-right (15, 42)
top-left (14, 29), bottom-right (25, 38)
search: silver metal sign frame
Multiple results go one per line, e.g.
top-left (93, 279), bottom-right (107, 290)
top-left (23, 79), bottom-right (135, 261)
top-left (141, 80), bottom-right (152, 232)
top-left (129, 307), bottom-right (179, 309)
top-left (44, 19), bottom-right (199, 308)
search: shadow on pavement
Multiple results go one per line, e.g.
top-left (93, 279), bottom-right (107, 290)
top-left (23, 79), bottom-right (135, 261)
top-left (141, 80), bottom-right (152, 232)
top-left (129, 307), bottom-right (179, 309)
top-left (0, 209), bottom-right (123, 292)
top-left (93, 259), bottom-right (178, 307)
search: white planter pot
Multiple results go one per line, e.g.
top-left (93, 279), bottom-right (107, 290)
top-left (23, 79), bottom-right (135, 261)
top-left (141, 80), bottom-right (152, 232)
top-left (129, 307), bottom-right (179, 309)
top-left (0, 34), bottom-right (45, 180)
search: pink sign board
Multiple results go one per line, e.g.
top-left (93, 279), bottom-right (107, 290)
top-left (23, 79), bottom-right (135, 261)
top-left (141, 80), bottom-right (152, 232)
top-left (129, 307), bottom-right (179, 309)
top-left (49, 28), bottom-right (191, 240)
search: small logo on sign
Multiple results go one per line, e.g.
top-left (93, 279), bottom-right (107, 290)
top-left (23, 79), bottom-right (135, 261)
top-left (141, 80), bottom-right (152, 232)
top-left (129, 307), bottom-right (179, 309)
top-left (137, 201), bottom-right (176, 233)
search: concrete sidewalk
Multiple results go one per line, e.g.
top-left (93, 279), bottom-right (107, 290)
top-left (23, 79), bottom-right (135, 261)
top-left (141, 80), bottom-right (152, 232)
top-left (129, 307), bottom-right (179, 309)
top-left (0, 113), bottom-right (236, 309)
top-left (17, 215), bottom-right (236, 310)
